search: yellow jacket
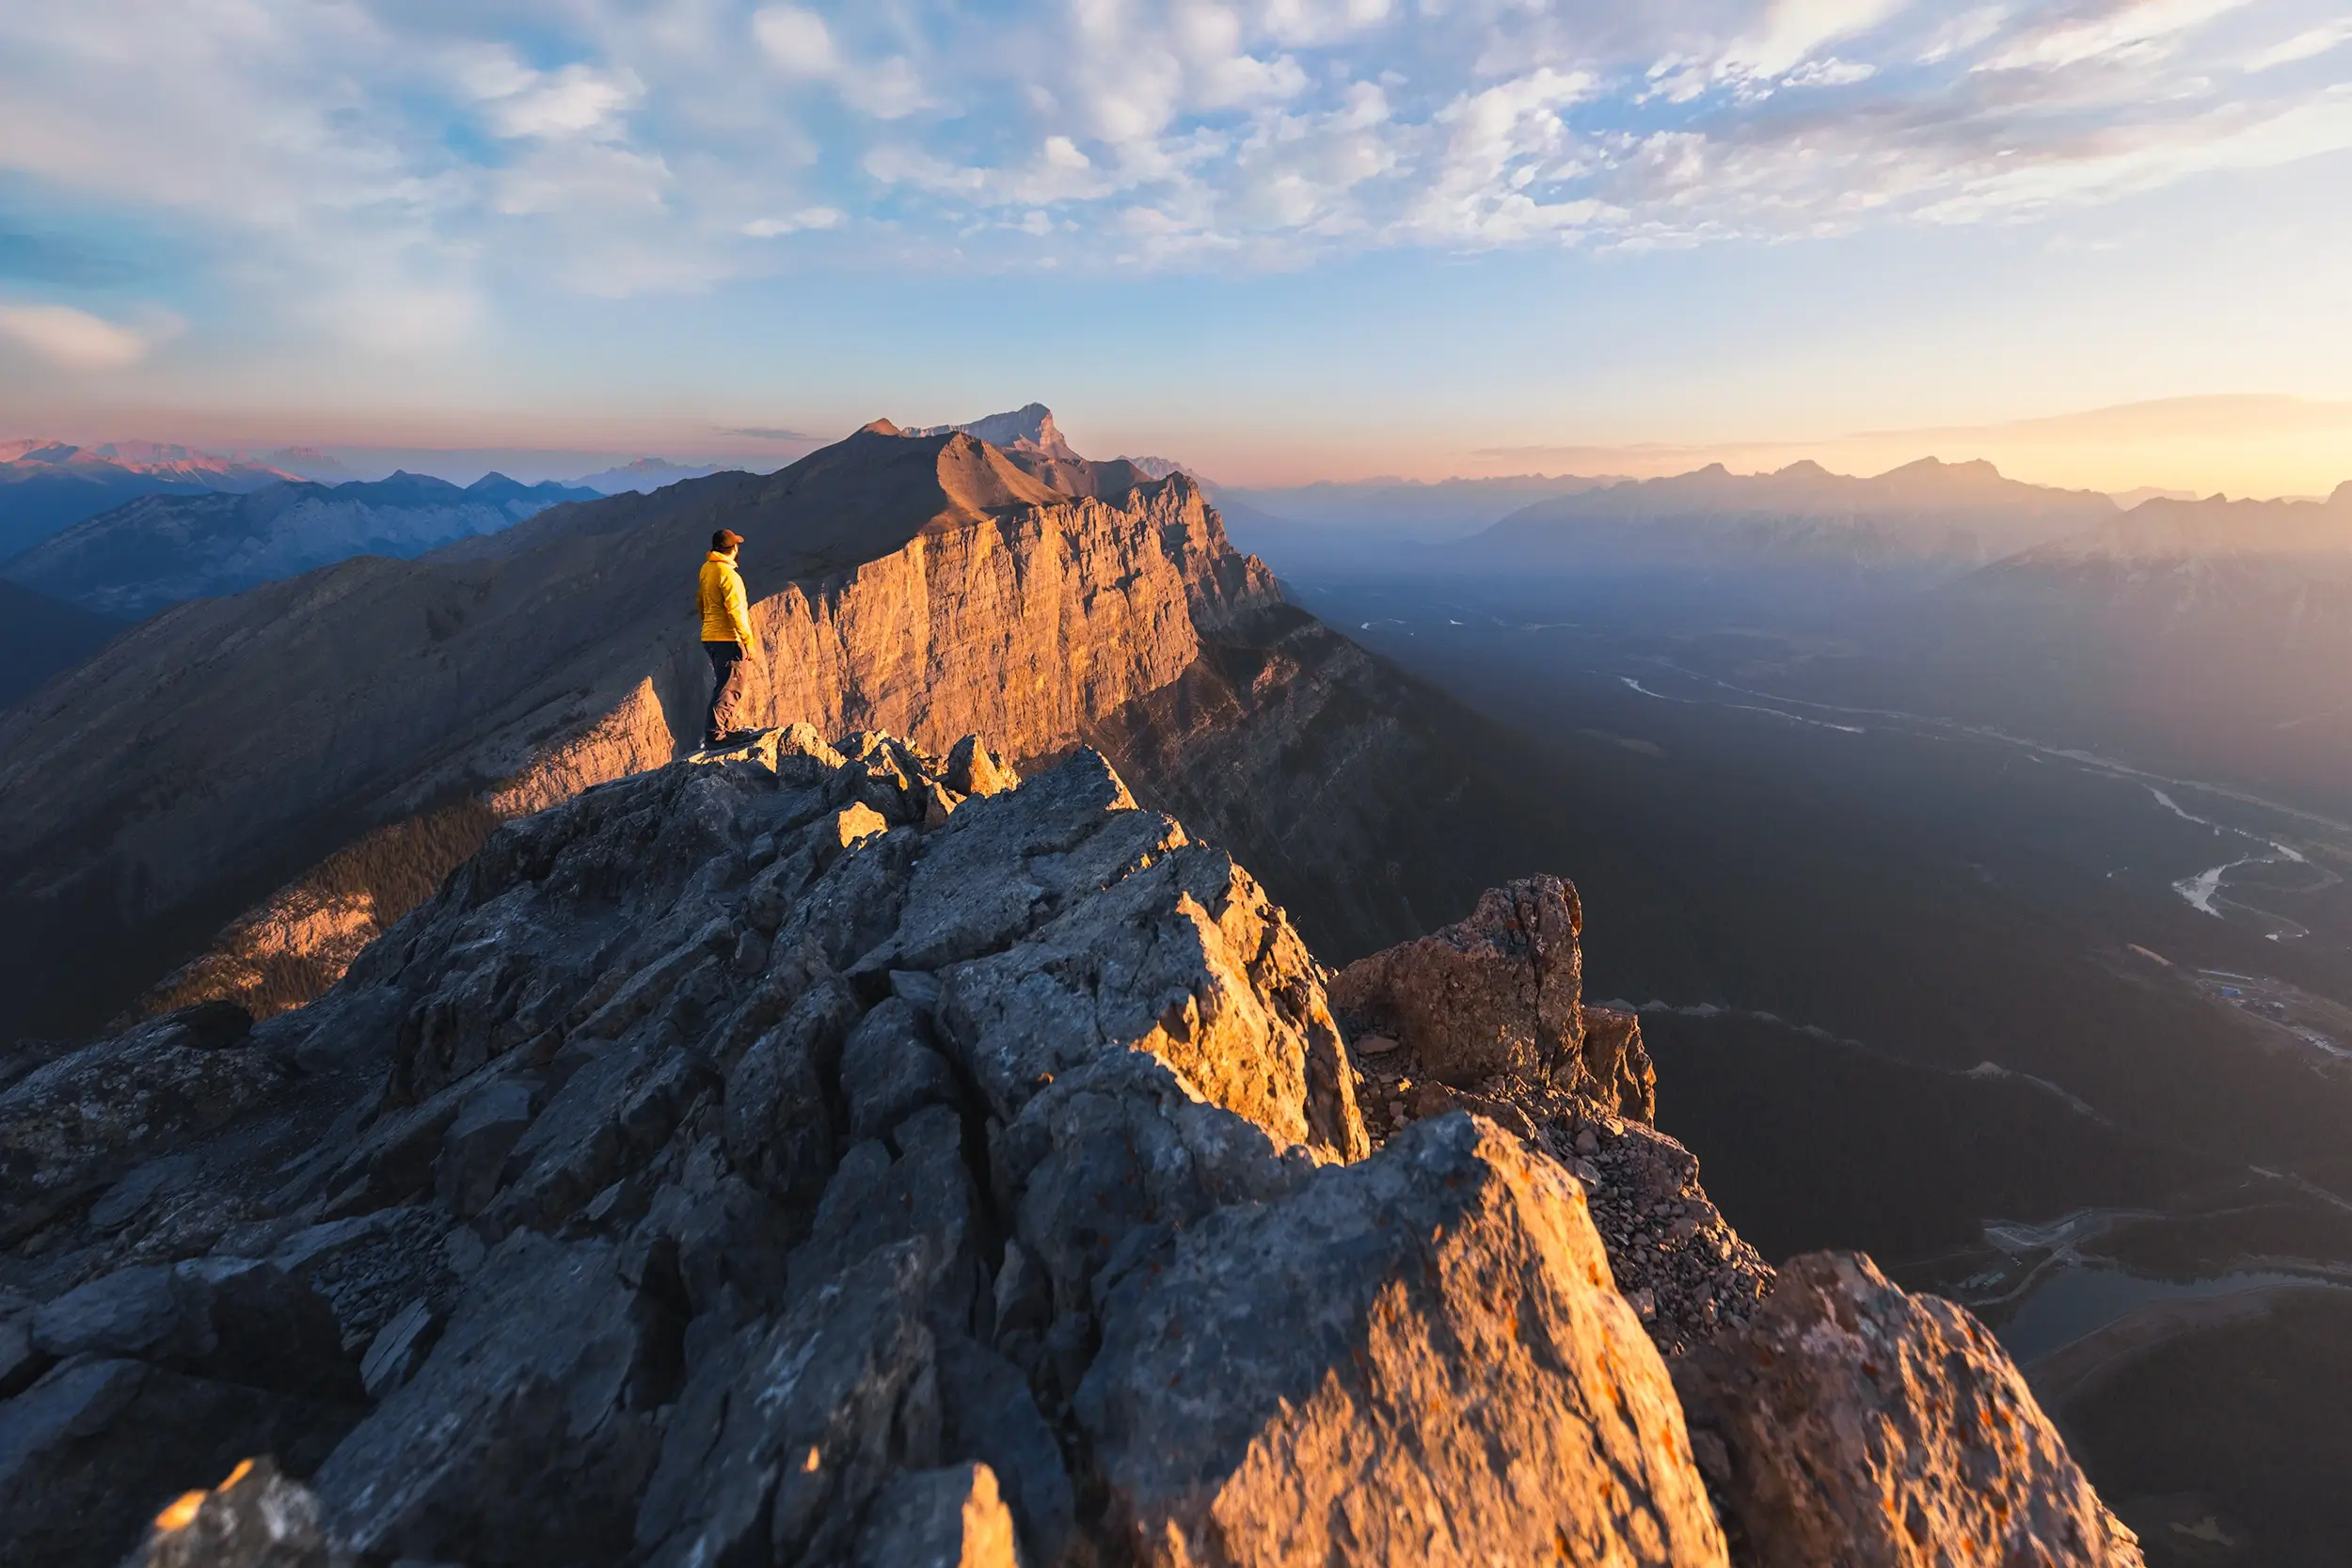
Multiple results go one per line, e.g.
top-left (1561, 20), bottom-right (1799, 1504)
top-left (698, 551), bottom-right (757, 650)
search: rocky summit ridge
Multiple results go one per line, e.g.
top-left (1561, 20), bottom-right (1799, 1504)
top-left (0, 725), bottom-right (2139, 1567)
top-left (0, 419), bottom-right (1268, 1038)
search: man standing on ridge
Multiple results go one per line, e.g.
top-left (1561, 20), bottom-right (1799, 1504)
top-left (698, 528), bottom-right (758, 749)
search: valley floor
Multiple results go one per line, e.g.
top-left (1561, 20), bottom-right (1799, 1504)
top-left (1282, 568), bottom-right (2352, 1567)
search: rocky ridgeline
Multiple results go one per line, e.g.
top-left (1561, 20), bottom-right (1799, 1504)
top-left (0, 730), bottom-right (2139, 1567)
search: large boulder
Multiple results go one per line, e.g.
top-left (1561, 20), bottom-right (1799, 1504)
top-left (1076, 1112), bottom-right (1729, 1568)
top-left (1672, 1252), bottom-right (2144, 1567)
top-left (1328, 876), bottom-right (1584, 1088)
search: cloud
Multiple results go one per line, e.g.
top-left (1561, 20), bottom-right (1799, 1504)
top-left (483, 65), bottom-right (643, 140)
top-left (2245, 19), bottom-right (2352, 71)
top-left (0, 303), bottom-right (154, 370)
top-left (754, 8), bottom-right (926, 117)
top-left (1913, 94), bottom-right (2352, 221)
top-left (1726, 0), bottom-right (1911, 77)
top-left (754, 7), bottom-right (837, 75)
top-left (1980, 0), bottom-right (2253, 71)
top-left (1917, 8), bottom-right (2010, 64)
top-left (1781, 55), bottom-right (1877, 87)
top-left (721, 425), bottom-right (822, 441)
top-left (0, 0), bottom-right (2342, 325)
top-left (743, 207), bottom-right (844, 235)
top-left (311, 280), bottom-right (482, 356)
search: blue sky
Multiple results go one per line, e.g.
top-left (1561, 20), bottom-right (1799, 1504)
top-left (1, 0), bottom-right (2348, 490)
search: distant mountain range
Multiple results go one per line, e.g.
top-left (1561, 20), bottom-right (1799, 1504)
top-left (2, 471), bottom-right (600, 619)
top-left (260, 447), bottom-right (359, 483)
top-left (1910, 483), bottom-right (2352, 798)
top-left (567, 455), bottom-right (727, 494)
top-left (0, 440), bottom-right (294, 560)
top-left (2106, 485), bottom-right (2199, 510)
top-left (1226, 473), bottom-right (1625, 549)
top-left (1987, 481), bottom-right (2352, 570)
top-left (1465, 458), bottom-right (2120, 578)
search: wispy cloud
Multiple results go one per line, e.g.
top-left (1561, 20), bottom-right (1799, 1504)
top-left (0, 0), bottom-right (2340, 337)
top-left (1979, 0), bottom-right (2253, 71)
top-left (721, 425), bottom-right (824, 442)
top-left (2244, 18), bottom-right (2352, 70)
top-left (0, 303), bottom-right (160, 371)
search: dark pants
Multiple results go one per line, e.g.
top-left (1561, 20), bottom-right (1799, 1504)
top-left (703, 641), bottom-right (746, 745)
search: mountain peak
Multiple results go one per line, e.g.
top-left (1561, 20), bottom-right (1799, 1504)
top-left (859, 418), bottom-right (905, 436)
top-left (1875, 455), bottom-right (2010, 489)
top-left (910, 403), bottom-right (1079, 462)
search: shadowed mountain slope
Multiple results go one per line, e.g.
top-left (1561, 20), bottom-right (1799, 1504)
top-left (0, 579), bottom-right (124, 708)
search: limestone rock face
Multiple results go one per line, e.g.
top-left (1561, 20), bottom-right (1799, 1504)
top-left (1328, 875), bottom-right (1585, 1087)
top-left (1672, 1252), bottom-right (2145, 1568)
top-left (1077, 1112), bottom-right (1728, 1568)
top-left (0, 734), bottom-right (2137, 1568)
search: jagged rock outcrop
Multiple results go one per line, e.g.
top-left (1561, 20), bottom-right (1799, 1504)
top-left (0, 419), bottom-right (1274, 1037)
top-left (1329, 875), bottom-right (1584, 1086)
top-left (0, 734), bottom-right (2134, 1568)
top-left (1326, 879), bottom-right (1752, 1356)
top-left (1674, 1252), bottom-right (2145, 1566)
